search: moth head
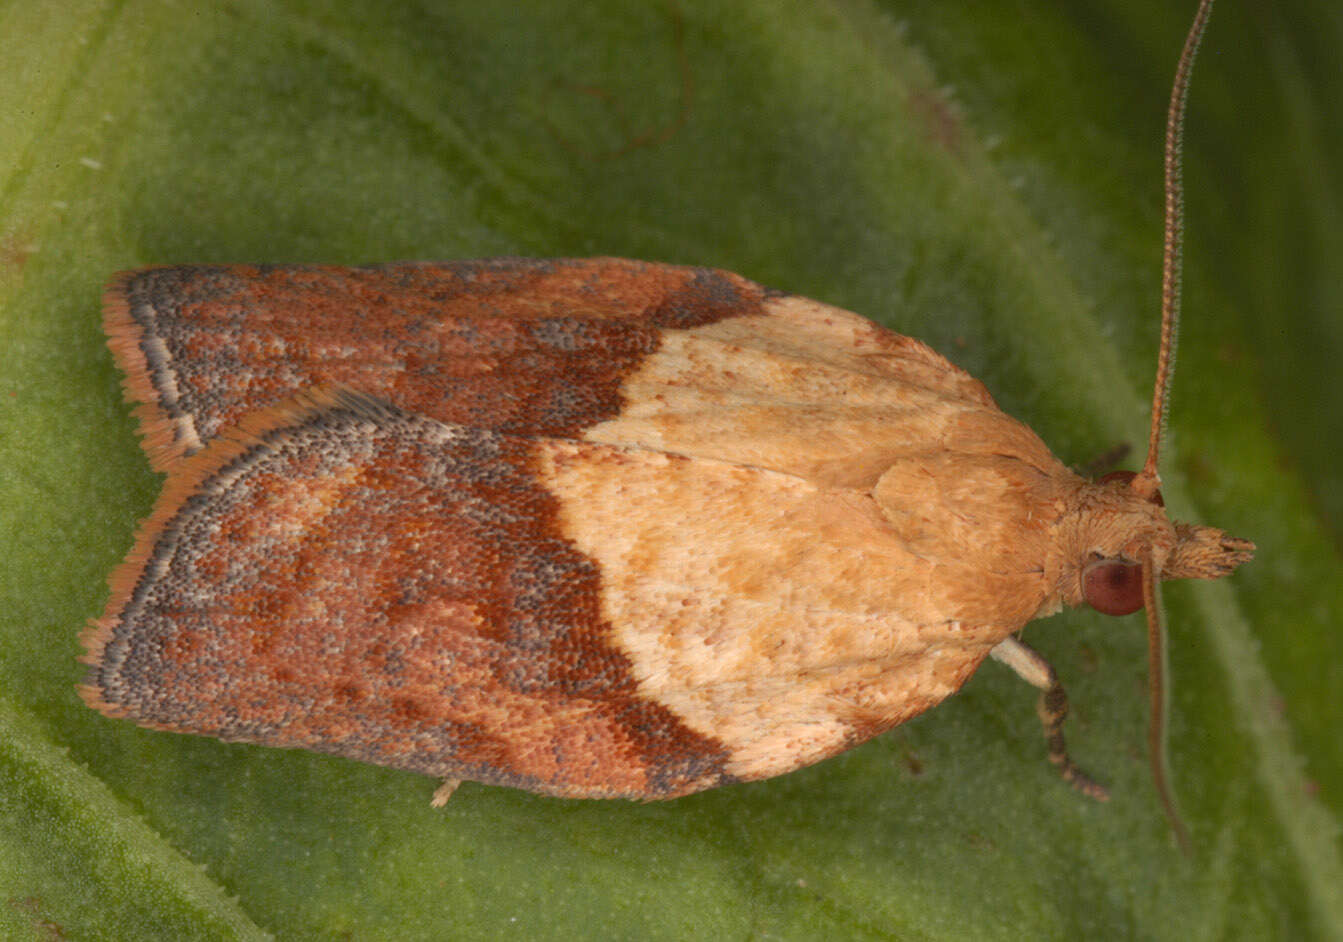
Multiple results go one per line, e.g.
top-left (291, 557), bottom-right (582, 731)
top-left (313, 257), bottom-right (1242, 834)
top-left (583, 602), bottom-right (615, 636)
top-left (1076, 469), bottom-right (1254, 617)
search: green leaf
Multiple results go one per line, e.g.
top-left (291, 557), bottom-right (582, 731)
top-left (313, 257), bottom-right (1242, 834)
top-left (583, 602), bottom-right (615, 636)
top-left (2, 0), bottom-right (1338, 937)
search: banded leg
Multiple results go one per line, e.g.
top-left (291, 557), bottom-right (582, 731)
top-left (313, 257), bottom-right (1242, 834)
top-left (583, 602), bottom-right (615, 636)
top-left (990, 636), bottom-right (1110, 801)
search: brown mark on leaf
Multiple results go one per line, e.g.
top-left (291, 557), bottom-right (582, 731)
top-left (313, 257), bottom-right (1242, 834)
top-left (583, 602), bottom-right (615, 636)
top-left (1076, 643), bottom-right (1100, 674)
top-left (908, 87), bottom-right (963, 157)
top-left (7, 897), bottom-right (66, 941)
top-left (0, 232), bottom-right (36, 287)
top-left (1178, 450), bottom-right (1216, 488)
top-left (963, 831), bottom-right (996, 853)
top-left (542, 4), bottom-right (694, 160)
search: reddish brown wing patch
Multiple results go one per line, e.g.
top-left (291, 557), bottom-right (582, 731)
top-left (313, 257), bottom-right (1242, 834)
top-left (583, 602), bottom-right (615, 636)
top-left (81, 390), bottom-right (733, 798)
top-left (105, 258), bottom-right (773, 471)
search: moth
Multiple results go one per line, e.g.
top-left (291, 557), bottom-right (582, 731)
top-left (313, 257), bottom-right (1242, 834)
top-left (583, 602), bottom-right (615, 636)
top-left (82, 0), bottom-right (1248, 845)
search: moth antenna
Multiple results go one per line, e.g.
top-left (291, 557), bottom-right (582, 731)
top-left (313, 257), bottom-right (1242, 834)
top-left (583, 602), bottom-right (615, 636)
top-left (1133, 0), bottom-right (1215, 501)
top-left (1142, 553), bottom-right (1192, 855)
top-left (1135, 0), bottom-right (1214, 853)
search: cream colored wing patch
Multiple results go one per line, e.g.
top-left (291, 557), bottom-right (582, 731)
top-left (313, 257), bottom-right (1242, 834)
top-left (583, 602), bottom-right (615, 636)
top-left (534, 437), bottom-right (1020, 782)
top-left (584, 296), bottom-right (1027, 490)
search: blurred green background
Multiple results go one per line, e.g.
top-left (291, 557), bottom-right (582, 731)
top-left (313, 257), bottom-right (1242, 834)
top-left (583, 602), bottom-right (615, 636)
top-left (1, 0), bottom-right (1339, 937)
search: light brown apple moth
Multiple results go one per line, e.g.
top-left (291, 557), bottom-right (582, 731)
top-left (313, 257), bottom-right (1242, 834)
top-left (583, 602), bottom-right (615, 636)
top-left (83, 0), bottom-right (1246, 847)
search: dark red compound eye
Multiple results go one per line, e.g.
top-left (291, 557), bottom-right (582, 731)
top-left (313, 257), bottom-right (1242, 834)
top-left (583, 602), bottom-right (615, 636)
top-left (1083, 558), bottom-right (1145, 615)
top-left (1098, 469), bottom-right (1165, 506)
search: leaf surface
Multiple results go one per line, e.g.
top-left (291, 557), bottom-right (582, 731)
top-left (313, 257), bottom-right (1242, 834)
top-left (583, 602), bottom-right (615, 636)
top-left (1, 1), bottom-right (1338, 937)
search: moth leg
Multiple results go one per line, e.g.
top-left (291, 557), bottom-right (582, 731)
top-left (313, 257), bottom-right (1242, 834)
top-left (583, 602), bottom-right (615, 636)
top-left (989, 637), bottom-right (1110, 802)
top-left (1076, 442), bottom-right (1132, 478)
top-left (430, 778), bottom-right (462, 808)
